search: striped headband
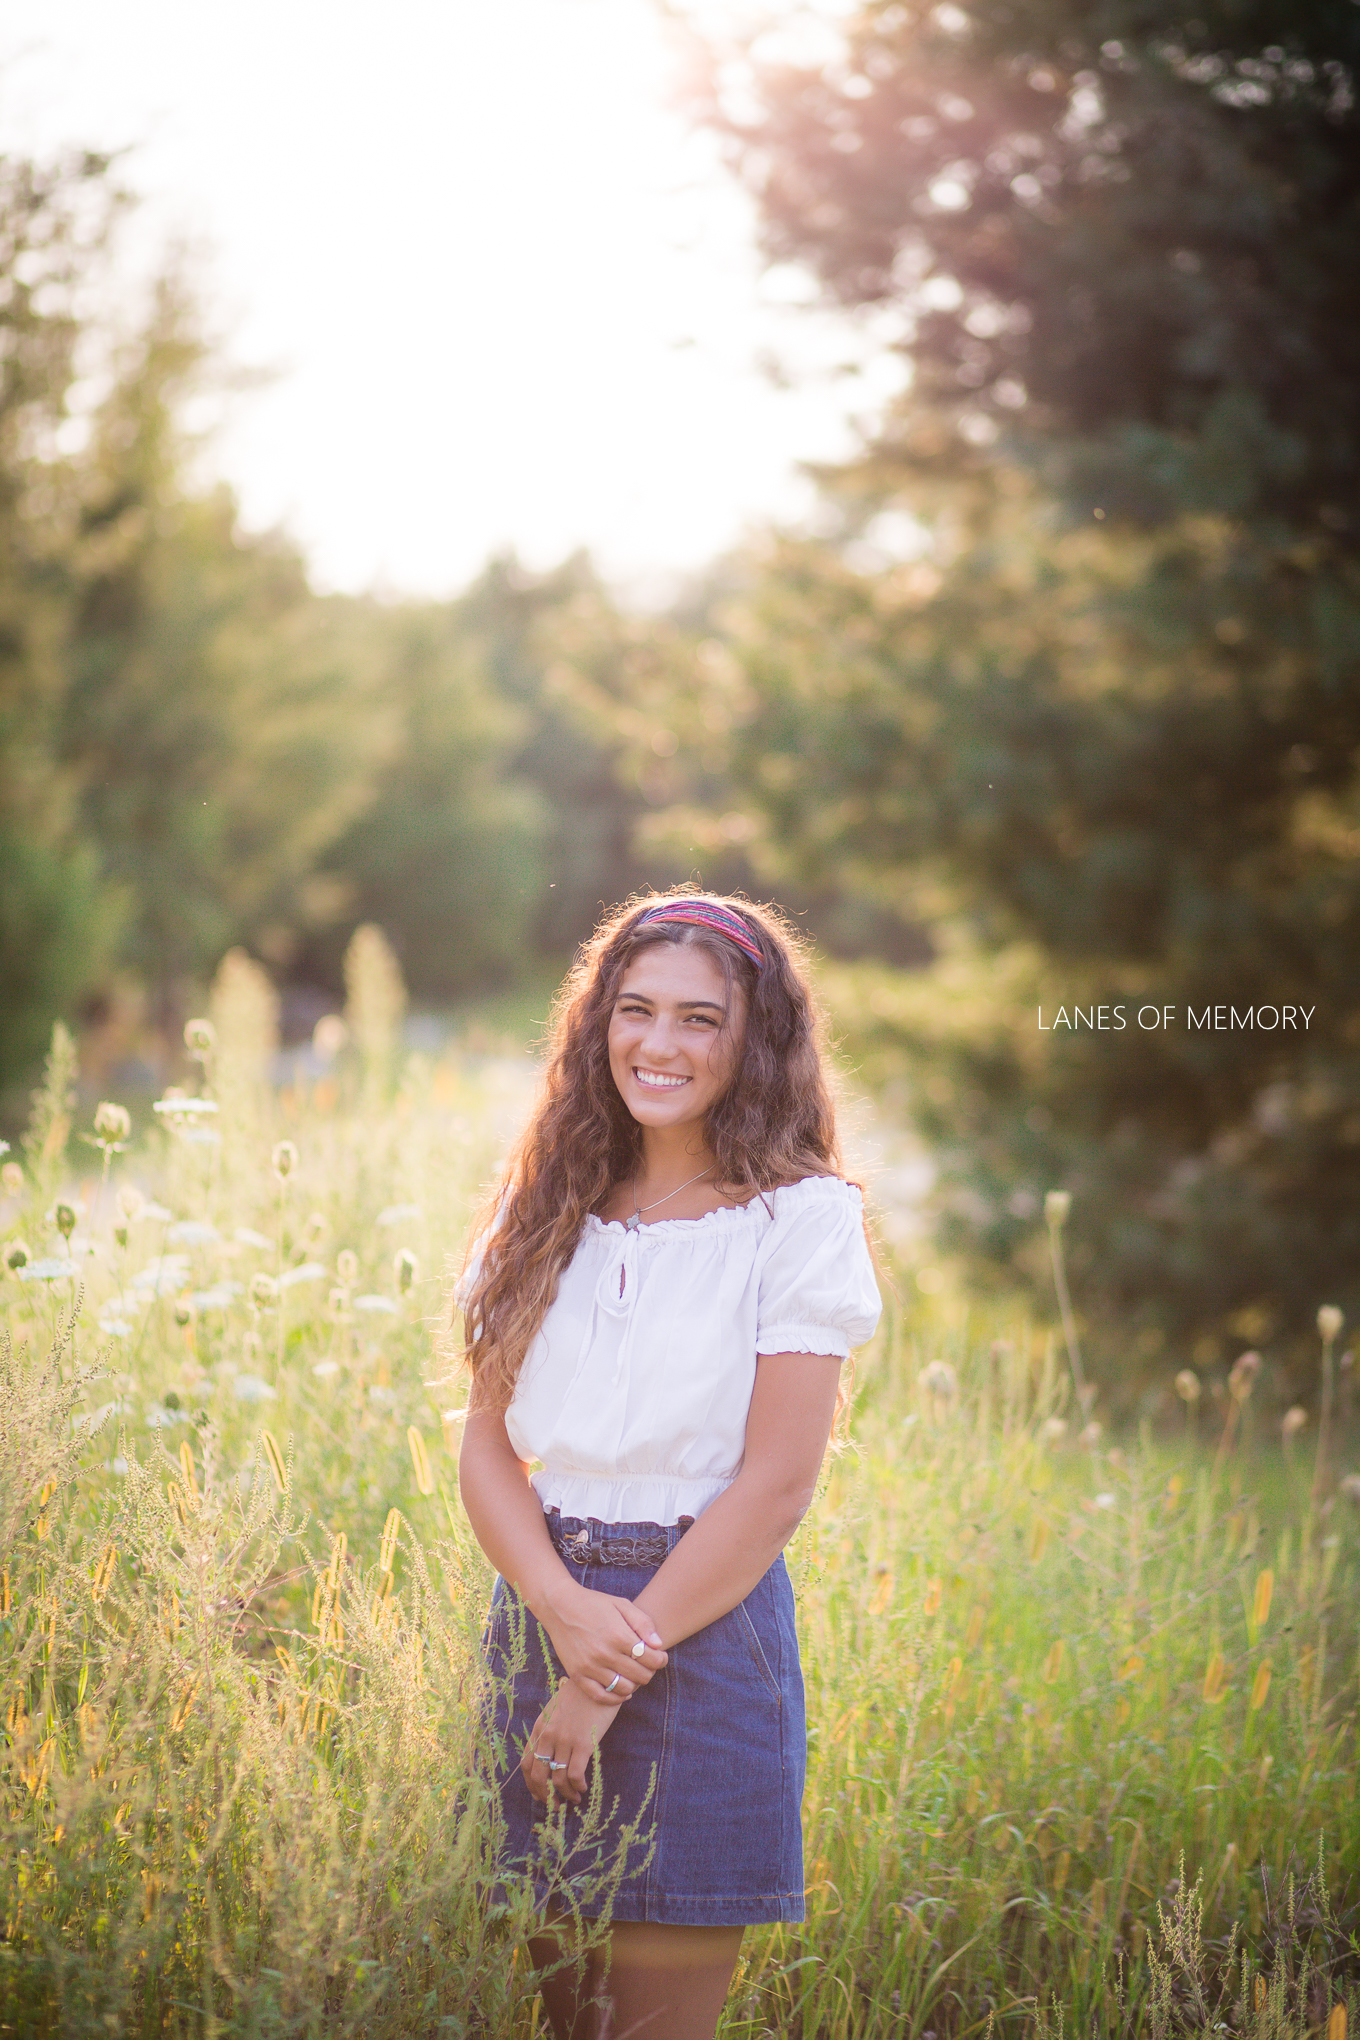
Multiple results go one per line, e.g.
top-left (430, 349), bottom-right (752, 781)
top-left (632, 899), bottom-right (765, 970)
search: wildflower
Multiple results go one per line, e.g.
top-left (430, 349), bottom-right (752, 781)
top-left (271, 1140), bottom-right (298, 1180)
top-left (1040, 1415), bottom-right (1067, 1443)
top-left (4, 1241), bottom-right (29, 1273)
top-left (395, 1247), bottom-right (418, 1293)
top-left (919, 1359), bottom-right (958, 1401)
top-left (1, 1162), bottom-right (22, 1197)
top-left (336, 1248), bottom-right (358, 1286)
top-left (117, 1184), bottom-right (145, 1223)
top-left (1317, 1304), bottom-right (1343, 1345)
top-left (1281, 1406), bottom-right (1308, 1438)
top-left (1339, 1473), bottom-right (1360, 1507)
top-left (1079, 1420), bottom-right (1103, 1448)
top-left (249, 1272), bottom-right (279, 1309)
top-left (52, 1202), bottom-right (77, 1241)
top-left (304, 1210), bottom-right (328, 1243)
top-left (1044, 1189), bottom-right (1071, 1228)
top-left (312, 1014), bottom-right (347, 1060)
top-left (1228, 1350), bottom-right (1261, 1401)
top-left (184, 1017), bottom-right (216, 1057)
top-left (1174, 1368), bottom-right (1201, 1404)
top-left (93, 1101), bottom-right (131, 1146)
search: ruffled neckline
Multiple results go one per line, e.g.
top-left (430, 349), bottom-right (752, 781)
top-left (585, 1173), bottom-right (860, 1239)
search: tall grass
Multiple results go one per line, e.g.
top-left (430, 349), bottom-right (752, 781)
top-left (1, 971), bottom-right (1357, 2036)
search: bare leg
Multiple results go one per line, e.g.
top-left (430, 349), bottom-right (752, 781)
top-left (598, 1922), bottom-right (744, 2040)
top-left (528, 1920), bottom-right (607, 2040)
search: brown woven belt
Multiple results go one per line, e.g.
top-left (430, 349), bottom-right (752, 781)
top-left (548, 1520), bottom-right (692, 1568)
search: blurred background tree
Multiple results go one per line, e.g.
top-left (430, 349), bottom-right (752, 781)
top-left (0, 147), bottom-right (130, 1081)
top-left (672, 0), bottom-right (1360, 1385)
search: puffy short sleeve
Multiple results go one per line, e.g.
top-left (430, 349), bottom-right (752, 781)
top-left (755, 1179), bottom-right (883, 1360)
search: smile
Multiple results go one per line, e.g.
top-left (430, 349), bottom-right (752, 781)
top-left (632, 1068), bottom-right (690, 1090)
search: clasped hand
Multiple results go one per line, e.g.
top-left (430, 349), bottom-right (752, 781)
top-left (544, 1578), bottom-right (667, 1704)
top-left (522, 1582), bottom-right (668, 1807)
top-left (521, 1676), bottom-right (620, 1806)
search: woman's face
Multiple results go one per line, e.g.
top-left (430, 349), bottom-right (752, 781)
top-left (607, 942), bottom-right (747, 1138)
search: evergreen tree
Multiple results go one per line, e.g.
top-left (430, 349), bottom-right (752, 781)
top-left (688, 1), bottom-right (1360, 1385)
top-left (0, 148), bottom-right (128, 1085)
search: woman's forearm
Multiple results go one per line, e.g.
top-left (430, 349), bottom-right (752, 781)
top-left (457, 1409), bottom-right (578, 1627)
top-left (631, 1349), bottom-right (842, 1651)
top-left (633, 1465), bottom-right (809, 1650)
top-left (459, 1407), bottom-right (669, 1702)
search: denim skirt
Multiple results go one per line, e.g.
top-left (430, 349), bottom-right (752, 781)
top-left (479, 1509), bottom-right (807, 1926)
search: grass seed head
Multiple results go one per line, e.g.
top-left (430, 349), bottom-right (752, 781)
top-left (184, 1016), bottom-right (216, 1056)
top-left (407, 1424), bottom-right (434, 1495)
top-left (1251, 1569), bottom-right (1274, 1627)
top-left (1202, 1650), bottom-right (1228, 1702)
top-left (380, 1507), bottom-right (401, 1574)
top-left (53, 1202), bottom-right (77, 1240)
top-left (271, 1140), bottom-right (298, 1181)
top-left (1281, 1405), bottom-right (1308, 1438)
top-left (1318, 1305), bottom-right (1344, 1345)
top-left (116, 1183), bottom-right (144, 1221)
top-left (395, 1247), bottom-right (418, 1293)
top-left (1250, 1661), bottom-right (1273, 1711)
top-left (1044, 1189), bottom-right (1071, 1228)
top-left (261, 1430), bottom-right (288, 1490)
top-left (1175, 1368), bottom-right (1201, 1404)
top-left (336, 1248), bottom-right (358, 1286)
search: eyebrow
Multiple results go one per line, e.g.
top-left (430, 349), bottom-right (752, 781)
top-left (617, 994), bottom-right (727, 1013)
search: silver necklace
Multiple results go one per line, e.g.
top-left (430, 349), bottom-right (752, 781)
top-left (624, 1166), bottom-right (714, 1231)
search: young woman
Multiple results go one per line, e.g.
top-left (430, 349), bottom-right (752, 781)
top-left (457, 892), bottom-right (882, 2040)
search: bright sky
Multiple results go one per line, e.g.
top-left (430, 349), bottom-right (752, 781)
top-left (2, 0), bottom-right (900, 599)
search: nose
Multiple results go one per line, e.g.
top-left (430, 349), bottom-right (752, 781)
top-left (637, 1011), bottom-right (682, 1061)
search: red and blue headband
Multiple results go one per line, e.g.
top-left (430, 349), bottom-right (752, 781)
top-left (631, 899), bottom-right (764, 971)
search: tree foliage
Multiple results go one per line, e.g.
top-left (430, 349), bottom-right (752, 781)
top-left (684, 0), bottom-right (1360, 1383)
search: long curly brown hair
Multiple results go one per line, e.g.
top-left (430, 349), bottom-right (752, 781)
top-left (457, 888), bottom-right (846, 1413)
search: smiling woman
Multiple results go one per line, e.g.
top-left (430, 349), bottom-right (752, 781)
top-left (454, 889), bottom-right (883, 2039)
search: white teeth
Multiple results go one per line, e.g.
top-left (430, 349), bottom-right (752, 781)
top-left (633, 1068), bottom-right (689, 1090)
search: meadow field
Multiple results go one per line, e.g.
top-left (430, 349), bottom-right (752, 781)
top-left (1, 962), bottom-right (1357, 2038)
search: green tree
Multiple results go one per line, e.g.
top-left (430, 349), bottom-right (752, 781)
top-left (60, 272), bottom-right (387, 999)
top-left (301, 596), bottom-right (546, 998)
top-left (687, 1), bottom-right (1360, 1384)
top-left (0, 148), bottom-right (128, 1085)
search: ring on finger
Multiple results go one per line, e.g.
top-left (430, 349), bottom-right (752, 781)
top-left (604, 1672), bottom-right (622, 1694)
top-left (631, 1640), bottom-right (646, 1659)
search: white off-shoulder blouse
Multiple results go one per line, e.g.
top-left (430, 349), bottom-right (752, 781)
top-left (499, 1174), bottom-right (882, 1526)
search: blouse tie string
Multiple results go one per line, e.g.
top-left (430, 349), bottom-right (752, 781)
top-left (594, 1226), bottom-right (640, 1321)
